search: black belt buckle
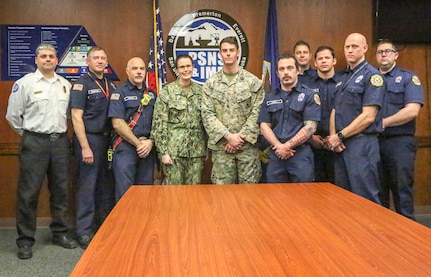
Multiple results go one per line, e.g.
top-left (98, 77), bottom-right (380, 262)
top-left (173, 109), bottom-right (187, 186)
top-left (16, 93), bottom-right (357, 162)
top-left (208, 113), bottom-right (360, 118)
top-left (49, 133), bottom-right (60, 141)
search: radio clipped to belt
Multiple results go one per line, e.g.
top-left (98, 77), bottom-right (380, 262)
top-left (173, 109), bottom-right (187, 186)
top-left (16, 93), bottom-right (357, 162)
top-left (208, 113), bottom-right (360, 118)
top-left (107, 89), bottom-right (149, 170)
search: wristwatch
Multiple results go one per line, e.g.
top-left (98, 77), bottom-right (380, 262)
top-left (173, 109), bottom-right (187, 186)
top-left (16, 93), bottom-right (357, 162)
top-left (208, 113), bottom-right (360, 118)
top-left (337, 131), bottom-right (344, 140)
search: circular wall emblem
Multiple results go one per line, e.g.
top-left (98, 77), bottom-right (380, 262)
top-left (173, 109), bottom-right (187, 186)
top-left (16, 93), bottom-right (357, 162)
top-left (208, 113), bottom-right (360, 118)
top-left (166, 9), bottom-right (249, 84)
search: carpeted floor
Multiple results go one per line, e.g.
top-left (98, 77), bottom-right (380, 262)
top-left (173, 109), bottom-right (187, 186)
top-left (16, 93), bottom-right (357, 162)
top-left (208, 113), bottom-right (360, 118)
top-left (0, 215), bottom-right (430, 277)
top-left (0, 228), bottom-right (84, 277)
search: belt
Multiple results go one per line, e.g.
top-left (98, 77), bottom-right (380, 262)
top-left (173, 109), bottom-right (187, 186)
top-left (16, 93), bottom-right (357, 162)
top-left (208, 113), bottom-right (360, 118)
top-left (24, 131), bottom-right (66, 141)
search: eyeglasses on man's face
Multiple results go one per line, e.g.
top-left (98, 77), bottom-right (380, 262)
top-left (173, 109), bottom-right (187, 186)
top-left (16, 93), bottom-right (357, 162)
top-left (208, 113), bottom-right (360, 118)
top-left (376, 49), bottom-right (396, 55)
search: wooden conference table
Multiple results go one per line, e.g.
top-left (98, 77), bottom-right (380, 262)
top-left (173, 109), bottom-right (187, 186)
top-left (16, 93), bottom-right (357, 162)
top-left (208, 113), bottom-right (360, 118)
top-left (70, 183), bottom-right (431, 276)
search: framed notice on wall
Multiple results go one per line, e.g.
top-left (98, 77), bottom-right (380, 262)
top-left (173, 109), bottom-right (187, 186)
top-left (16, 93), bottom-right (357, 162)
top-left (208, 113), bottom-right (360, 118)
top-left (1, 25), bottom-right (119, 81)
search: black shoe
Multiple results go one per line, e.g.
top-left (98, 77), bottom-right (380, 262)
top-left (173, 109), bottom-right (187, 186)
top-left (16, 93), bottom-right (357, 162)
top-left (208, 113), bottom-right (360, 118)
top-left (52, 234), bottom-right (78, 249)
top-left (77, 234), bottom-right (92, 249)
top-left (17, 245), bottom-right (32, 259)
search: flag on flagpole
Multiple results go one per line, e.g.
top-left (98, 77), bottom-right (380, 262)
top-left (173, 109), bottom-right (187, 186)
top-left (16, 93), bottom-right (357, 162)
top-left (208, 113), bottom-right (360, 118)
top-left (147, 0), bottom-right (167, 93)
top-left (262, 0), bottom-right (279, 92)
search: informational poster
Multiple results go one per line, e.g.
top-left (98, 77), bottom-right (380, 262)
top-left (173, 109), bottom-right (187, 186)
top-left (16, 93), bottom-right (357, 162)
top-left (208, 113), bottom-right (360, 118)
top-left (1, 25), bottom-right (119, 81)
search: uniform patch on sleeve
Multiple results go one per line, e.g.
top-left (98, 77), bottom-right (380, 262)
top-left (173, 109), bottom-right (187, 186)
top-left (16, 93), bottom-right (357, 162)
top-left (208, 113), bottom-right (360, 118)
top-left (12, 83), bottom-right (19, 93)
top-left (370, 74), bottom-right (384, 87)
top-left (412, 75), bottom-right (421, 86)
top-left (111, 93), bottom-right (121, 100)
top-left (72, 83), bottom-right (84, 91)
top-left (313, 94), bottom-right (321, 105)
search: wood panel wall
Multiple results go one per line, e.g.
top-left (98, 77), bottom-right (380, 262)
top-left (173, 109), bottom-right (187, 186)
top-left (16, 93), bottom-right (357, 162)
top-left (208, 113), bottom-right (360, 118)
top-left (0, 0), bottom-right (430, 218)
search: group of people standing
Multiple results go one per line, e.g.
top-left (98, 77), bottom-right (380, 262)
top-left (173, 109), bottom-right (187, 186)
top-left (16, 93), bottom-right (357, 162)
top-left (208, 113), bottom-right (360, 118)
top-left (5, 32), bottom-right (423, 260)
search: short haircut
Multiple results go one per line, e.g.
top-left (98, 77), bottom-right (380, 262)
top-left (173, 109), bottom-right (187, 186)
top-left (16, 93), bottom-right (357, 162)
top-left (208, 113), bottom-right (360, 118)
top-left (220, 36), bottom-right (239, 50)
top-left (314, 45), bottom-right (336, 59)
top-left (278, 53), bottom-right (300, 69)
top-left (87, 46), bottom-right (106, 58)
top-left (377, 39), bottom-right (397, 52)
top-left (175, 54), bottom-right (193, 67)
top-left (35, 43), bottom-right (56, 56)
top-left (293, 40), bottom-right (311, 52)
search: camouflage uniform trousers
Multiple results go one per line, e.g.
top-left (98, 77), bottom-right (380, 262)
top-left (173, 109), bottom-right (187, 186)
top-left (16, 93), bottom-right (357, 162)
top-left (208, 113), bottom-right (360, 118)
top-left (162, 156), bottom-right (205, 185)
top-left (211, 148), bottom-right (262, 184)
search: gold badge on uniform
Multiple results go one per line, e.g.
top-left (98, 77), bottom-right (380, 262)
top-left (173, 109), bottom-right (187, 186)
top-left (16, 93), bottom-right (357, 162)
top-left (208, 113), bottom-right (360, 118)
top-left (412, 75), bottom-right (421, 86)
top-left (63, 86), bottom-right (67, 93)
top-left (141, 94), bottom-right (151, 106)
top-left (313, 94), bottom-right (321, 105)
top-left (370, 74), bottom-right (384, 87)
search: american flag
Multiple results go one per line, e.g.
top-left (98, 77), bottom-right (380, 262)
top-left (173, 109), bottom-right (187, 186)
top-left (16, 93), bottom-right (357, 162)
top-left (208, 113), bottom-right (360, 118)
top-left (147, 0), bottom-right (167, 93)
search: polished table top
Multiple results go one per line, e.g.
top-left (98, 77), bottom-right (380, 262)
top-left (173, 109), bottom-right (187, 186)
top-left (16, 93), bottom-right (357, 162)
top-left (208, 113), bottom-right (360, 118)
top-left (70, 183), bottom-right (431, 276)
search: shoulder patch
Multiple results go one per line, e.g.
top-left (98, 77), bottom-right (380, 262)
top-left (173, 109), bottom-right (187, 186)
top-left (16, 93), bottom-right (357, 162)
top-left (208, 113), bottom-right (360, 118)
top-left (72, 83), bottom-right (84, 91)
top-left (111, 93), bottom-right (121, 100)
top-left (370, 74), bottom-right (384, 87)
top-left (412, 75), bottom-right (421, 86)
top-left (313, 94), bottom-right (321, 105)
top-left (12, 83), bottom-right (19, 93)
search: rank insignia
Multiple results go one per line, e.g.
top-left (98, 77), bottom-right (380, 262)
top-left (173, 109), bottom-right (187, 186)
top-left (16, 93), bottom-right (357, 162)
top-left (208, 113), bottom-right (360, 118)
top-left (314, 94), bottom-right (321, 105)
top-left (370, 74), bottom-right (384, 87)
top-left (412, 75), bottom-right (421, 86)
top-left (63, 86), bottom-right (67, 93)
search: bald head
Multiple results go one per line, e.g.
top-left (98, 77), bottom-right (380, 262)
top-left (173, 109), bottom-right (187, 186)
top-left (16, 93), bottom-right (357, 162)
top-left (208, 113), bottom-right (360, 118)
top-left (344, 33), bottom-right (368, 68)
top-left (126, 57), bottom-right (146, 88)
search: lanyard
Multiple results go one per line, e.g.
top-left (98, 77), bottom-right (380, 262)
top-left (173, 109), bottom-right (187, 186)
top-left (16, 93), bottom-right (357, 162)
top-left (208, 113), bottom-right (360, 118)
top-left (87, 72), bottom-right (109, 99)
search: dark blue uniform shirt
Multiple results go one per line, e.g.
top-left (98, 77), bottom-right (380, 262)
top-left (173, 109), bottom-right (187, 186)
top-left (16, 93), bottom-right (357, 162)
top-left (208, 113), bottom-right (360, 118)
top-left (108, 80), bottom-right (156, 138)
top-left (298, 68), bottom-right (318, 87)
top-left (258, 82), bottom-right (321, 143)
top-left (381, 66), bottom-right (424, 136)
top-left (308, 72), bottom-right (342, 136)
top-left (334, 60), bottom-right (385, 133)
top-left (70, 72), bottom-right (116, 133)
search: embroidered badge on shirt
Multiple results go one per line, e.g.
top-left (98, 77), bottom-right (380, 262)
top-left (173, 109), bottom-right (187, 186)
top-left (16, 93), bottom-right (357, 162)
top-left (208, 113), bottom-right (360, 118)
top-left (314, 94), bottom-right (321, 105)
top-left (111, 93), bottom-right (121, 100)
top-left (73, 83), bottom-right (84, 91)
top-left (412, 75), bottom-right (421, 86)
top-left (297, 93), bottom-right (305, 102)
top-left (370, 74), bottom-right (384, 87)
top-left (12, 83), bottom-right (19, 93)
top-left (395, 76), bottom-right (402, 83)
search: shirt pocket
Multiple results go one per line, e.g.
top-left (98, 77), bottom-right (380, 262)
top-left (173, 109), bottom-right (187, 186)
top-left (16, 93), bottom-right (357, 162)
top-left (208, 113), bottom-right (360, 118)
top-left (345, 85), bottom-right (364, 106)
top-left (87, 92), bottom-right (106, 112)
top-left (168, 101), bottom-right (187, 124)
top-left (289, 99), bottom-right (306, 121)
top-left (387, 84), bottom-right (405, 106)
top-left (29, 91), bottom-right (50, 115)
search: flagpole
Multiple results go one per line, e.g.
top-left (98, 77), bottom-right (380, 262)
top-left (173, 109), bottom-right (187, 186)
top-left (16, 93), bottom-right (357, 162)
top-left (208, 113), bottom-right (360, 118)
top-left (152, 0), bottom-right (159, 92)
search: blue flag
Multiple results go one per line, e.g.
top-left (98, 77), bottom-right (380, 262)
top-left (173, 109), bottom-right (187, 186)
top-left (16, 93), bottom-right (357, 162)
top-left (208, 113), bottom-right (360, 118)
top-left (262, 0), bottom-right (279, 91)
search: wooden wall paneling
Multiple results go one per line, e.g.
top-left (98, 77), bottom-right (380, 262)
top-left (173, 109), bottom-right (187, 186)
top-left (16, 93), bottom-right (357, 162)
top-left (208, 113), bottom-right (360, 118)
top-left (0, 0), bottom-right (430, 220)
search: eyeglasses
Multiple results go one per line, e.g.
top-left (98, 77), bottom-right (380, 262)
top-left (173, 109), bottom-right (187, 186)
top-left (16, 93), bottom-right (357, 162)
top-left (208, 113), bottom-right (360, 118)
top-left (376, 49), bottom-right (396, 55)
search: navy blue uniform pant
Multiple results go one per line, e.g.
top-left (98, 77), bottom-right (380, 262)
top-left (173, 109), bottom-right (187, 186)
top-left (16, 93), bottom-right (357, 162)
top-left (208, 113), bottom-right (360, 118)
top-left (112, 141), bottom-right (155, 201)
top-left (379, 135), bottom-right (416, 219)
top-left (266, 144), bottom-right (314, 183)
top-left (313, 148), bottom-right (335, 183)
top-left (334, 134), bottom-right (381, 204)
top-left (74, 133), bottom-right (115, 237)
top-left (16, 132), bottom-right (70, 247)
